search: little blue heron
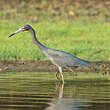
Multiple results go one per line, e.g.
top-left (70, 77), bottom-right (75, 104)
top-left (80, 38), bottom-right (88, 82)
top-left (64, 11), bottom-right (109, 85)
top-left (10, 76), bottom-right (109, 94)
top-left (8, 25), bottom-right (91, 84)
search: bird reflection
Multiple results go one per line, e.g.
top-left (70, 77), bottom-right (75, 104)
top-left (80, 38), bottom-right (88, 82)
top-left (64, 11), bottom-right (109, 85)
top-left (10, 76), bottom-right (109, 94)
top-left (45, 83), bottom-right (82, 110)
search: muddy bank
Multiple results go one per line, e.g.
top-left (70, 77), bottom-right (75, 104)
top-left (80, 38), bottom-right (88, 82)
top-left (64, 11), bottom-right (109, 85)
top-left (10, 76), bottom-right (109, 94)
top-left (0, 60), bottom-right (109, 74)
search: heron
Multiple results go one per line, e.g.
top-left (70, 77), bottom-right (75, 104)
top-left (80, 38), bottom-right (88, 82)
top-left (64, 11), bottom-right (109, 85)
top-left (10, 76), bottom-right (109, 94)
top-left (8, 24), bottom-right (91, 84)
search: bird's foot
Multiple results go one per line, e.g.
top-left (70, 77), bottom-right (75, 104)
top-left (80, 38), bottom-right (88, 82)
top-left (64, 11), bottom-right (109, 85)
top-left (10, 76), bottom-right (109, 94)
top-left (56, 72), bottom-right (64, 84)
top-left (56, 71), bottom-right (61, 81)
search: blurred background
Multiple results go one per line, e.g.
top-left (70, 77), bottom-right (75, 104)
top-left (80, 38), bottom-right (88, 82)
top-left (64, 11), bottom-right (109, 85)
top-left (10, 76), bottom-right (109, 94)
top-left (1, 0), bottom-right (110, 23)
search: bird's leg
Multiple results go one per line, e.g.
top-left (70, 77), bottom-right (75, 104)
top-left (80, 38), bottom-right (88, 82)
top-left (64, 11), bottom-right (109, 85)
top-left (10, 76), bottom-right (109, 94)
top-left (68, 68), bottom-right (77, 76)
top-left (58, 67), bottom-right (64, 84)
top-left (56, 71), bottom-right (61, 81)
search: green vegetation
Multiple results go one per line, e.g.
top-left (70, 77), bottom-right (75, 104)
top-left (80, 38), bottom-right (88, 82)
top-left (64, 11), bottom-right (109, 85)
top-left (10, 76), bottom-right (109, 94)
top-left (0, 0), bottom-right (110, 61)
top-left (0, 21), bottom-right (110, 61)
top-left (0, 0), bottom-right (110, 22)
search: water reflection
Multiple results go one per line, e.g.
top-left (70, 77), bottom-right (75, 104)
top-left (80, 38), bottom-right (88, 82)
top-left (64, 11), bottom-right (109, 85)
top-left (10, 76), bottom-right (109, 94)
top-left (45, 84), bottom-right (91, 110)
top-left (46, 84), bottom-right (64, 110)
top-left (0, 72), bottom-right (110, 110)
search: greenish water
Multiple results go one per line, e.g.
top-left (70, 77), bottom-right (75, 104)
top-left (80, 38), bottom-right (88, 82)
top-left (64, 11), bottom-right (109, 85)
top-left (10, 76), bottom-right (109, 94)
top-left (0, 72), bottom-right (110, 110)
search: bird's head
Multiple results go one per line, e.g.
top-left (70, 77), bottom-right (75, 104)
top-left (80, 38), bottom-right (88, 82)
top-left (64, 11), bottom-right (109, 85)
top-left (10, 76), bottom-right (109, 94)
top-left (8, 24), bottom-right (32, 38)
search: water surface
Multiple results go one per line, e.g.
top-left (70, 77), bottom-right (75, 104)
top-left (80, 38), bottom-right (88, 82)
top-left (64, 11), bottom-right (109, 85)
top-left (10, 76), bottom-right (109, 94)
top-left (0, 72), bottom-right (110, 110)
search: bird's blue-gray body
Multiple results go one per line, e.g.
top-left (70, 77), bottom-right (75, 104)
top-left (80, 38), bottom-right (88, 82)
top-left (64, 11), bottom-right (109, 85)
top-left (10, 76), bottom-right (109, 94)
top-left (42, 47), bottom-right (91, 69)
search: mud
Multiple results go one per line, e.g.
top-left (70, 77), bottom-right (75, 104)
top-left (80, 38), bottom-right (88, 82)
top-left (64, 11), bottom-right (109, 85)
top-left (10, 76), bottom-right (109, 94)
top-left (0, 60), bottom-right (109, 75)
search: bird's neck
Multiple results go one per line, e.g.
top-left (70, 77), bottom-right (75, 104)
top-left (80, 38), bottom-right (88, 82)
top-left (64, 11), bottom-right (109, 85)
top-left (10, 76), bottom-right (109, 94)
top-left (29, 28), bottom-right (46, 50)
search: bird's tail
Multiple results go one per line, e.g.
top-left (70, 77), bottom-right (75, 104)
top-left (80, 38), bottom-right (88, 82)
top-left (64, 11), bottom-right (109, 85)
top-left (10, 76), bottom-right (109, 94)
top-left (79, 59), bottom-right (92, 67)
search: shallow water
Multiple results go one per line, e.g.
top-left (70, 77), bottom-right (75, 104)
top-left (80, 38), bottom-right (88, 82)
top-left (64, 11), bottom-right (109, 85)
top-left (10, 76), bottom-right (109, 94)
top-left (0, 72), bottom-right (110, 110)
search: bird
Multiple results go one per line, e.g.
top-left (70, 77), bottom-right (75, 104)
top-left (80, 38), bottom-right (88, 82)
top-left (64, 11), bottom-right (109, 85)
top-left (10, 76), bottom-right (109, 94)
top-left (8, 24), bottom-right (91, 84)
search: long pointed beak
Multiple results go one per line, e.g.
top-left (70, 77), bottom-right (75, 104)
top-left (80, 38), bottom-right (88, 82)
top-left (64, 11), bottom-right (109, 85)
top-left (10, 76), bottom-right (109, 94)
top-left (8, 28), bottom-right (23, 38)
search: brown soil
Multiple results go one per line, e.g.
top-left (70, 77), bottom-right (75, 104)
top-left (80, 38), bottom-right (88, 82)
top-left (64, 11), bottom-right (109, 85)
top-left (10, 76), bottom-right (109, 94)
top-left (0, 60), bottom-right (110, 75)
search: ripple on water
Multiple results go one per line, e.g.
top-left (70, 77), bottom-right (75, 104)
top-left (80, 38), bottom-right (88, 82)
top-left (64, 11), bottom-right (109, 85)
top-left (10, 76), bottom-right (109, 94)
top-left (0, 72), bottom-right (110, 110)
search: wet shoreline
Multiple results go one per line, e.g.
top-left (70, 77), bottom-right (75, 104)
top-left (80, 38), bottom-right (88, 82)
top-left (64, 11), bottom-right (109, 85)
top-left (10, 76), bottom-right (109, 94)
top-left (0, 60), bottom-right (110, 74)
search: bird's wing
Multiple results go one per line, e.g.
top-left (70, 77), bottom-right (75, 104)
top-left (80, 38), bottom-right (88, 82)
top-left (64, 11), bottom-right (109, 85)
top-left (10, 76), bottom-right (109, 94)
top-left (45, 49), bottom-right (91, 67)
